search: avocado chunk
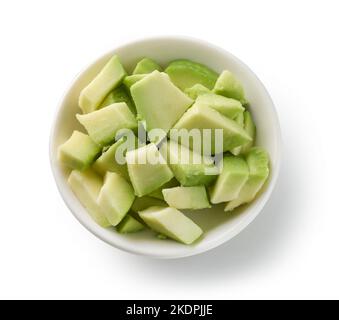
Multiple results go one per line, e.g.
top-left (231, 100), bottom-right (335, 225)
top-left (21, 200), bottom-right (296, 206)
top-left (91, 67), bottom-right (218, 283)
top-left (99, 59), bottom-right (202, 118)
top-left (93, 135), bottom-right (137, 180)
top-left (147, 178), bottom-right (180, 200)
top-left (138, 206), bottom-right (203, 244)
top-left (196, 93), bottom-right (244, 119)
top-left (230, 112), bottom-right (245, 156)
top-left (165, 59), bottom-right (218, 90)
top-left (162, 186), bottom-right (211, 209)
top-left (172, 103), bottom-right (252, 154)
top-left (213, 70), bottom-right (246, 104)
top-left (123, 74), bottom-right (147, 89)
top-left (131, 196), bottom-right (166, 212)
top-left (209, 155), bottom-right (249, 204)
top-left (133, 58), bottom-right (162, 74)
top-left (68, 169), bottom-right (111, 227)
top-left (100, 85), bottom-right (136, 114)
top-left (185, 84), bottom-right (211, 99)
top-left (79, 55), bottom-right (127, 113)
top-left (97, 172), bottom-right (135, 226)
top-left (240, 111), bottom-right (256, 154)
top-left (58, 131), bottom-right (101, 170)
top-left (130, 71), bottom-right (193, 139)
top-left (161, 140), bottom-right (218, 186)
top-left (225, 147), bottom-right (269, 211)
top-left (126, 143), bottom-right (174, 197)
top-left (116, 214), bottom-right (145, 233)
top-left (76, 102), bottom-right (137, 146)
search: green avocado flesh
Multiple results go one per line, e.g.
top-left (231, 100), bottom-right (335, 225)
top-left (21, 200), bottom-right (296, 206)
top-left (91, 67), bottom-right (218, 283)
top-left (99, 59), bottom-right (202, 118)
top-left (79, 55), bottom-right (126, 113)
top-left (209, 155), bottom-right (249, 204)
top-left (123, 74), bottom-right (147, 89)
top-left (165, 60), bottom-right (218, 90)
top-left (76, 102), bottom-right (137, 146)
top-left (126, 143), bottom-right (174, 197)
top-left (138, 206), bottom-right (203, 244)
top-left (58, 131), bottom-right (101, 170)
top-left (100, 86), bottom-right (136, 114)
top-left (185, 84), bottom-right (211, 99)
top-left (172, 103), bottom-right (252, 154)
top-left (131, 196), bottom-right (166, 212)
top-left (161, 140), bottom-right (218, 186)
top-left (213, 70), bottom-right (246, 104)
top-left (68, 169), bottom-right (110, 227)
top-left (131, 71), bottom-right (193, 138)
top-left (133, 58), bottom-right (162, 74)
top-left (196, 93), bottom-right (244, 119)
top-left (225, 147), bottom-right (269, 211)
top-left (162, 186), bottom-right (211, 209)
top-left (116, 214), bottom-right (145, 233)
top-left (97, 172), bottom-right (135, 226)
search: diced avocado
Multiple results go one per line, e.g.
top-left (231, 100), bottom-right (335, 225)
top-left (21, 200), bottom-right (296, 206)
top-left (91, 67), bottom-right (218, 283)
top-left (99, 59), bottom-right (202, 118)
top-left (240, 111), bottom-right (256, 154)
top-left (230, 112), bottom-right (245, 156)
top-left (76, 102), bottom-right (137, 146)
top-left (172, 103), bottom-right (252, 154)
top-left (147, 178), bottom-right (180, 200)
top-left (185, 84), bottom-right (211, 99)
top-left (93, 136), bottom-right (137, 180)
top-left (68, 169), bottom-right (110, 227)
top-left (97, 172), bottom-right (135, 226)
top-left (130, 71), bottom-right (193, 139)
top-left (58, 131), bottom-right (101, 170)
top-left (213, 70), bottom-right (246, 104)
top-left (131, 196), bottom-right (166, 212)
top-left (126, 143), bottom-right (174, 197)
top-left (100, 86), bottom-right (136, 114)
top-left (138, 206), bottom-right (203, 244)
top-left (209, 155), bottom-right (249, 204)
top-left (123, 74), bottom-right (147, 89)
top-left (133, 58), bottom-right (162, 74)
top-left (116, 214), bottom-right (145, 233)
top-left (196, 93), bottom-right (244, 119)
top-left (225, 147), bottom-right (269, 211)
top-left (162, 186), bottom-right (211, 209)
top-left (165, 59), bottom-right (218, 90)
top-left (79, 55), bottom-right (127, 113)
top-left (161, 140), bottom-right (218, 186)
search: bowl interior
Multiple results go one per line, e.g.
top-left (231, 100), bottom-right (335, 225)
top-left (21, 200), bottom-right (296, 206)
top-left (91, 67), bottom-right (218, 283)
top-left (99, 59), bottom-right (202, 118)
top-left (50, 37), bottom-right (281, 258)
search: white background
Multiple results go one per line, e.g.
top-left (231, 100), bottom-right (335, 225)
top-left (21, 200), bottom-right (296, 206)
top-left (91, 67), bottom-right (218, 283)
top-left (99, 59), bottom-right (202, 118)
top-left (0, 0), bottom-right (338, 300)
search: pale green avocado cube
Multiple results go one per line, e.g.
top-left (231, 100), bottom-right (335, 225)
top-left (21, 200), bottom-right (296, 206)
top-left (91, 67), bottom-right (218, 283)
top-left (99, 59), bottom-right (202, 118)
top-left (126, 143), bottom-right (174, 197)
top-left (213, 70), bottom-right (246, 104)
top-left (138, 206), bottom-right (203, 244)
top-left (131, 196), bottom-right (166, 212)
top-left (172, 103), bottom-right (252, 154)
top-left (165, 59), bottom-right (218, 90)
top-left (58, 131), bottom-right (101, 170)
top-left (130, 71), bottom-right (193, 138)
top-left (79, 55), bottom-right (127, 113)
top-left (209, 155), bottom-right (249, 204)
top-left (161, 140), bottom-right (218, 186)
top-left (92, 136), bottom-right (137, 180)
top-left (133, 58), bottom-right (162, 74)
top-left (116, 214), bottom-right (145, 233)
top-left (185, 84), bottom-right (211, 100)
top-left (97, 172), bottom-right (135, 226)
top-left (240, 111), bottom-right (256, 154)
top-left (225, 147), bottom-right (269, 211)
top-left (147, 178), bottom-right (180, 200)
top-left (123, 74), bottom-right (147, 89)
top-left (99, 85), bottom-right (136, 114)
top-left (68, 169), bottom-right (110, 227)
top-left (230, 112), bottom-right (245, 156)
top-left (76, 102), bottom-right (137, 146)
top-left (162, 186), bottom-right (211, 209)
top-left (196, 93), bottom-right (244, 119)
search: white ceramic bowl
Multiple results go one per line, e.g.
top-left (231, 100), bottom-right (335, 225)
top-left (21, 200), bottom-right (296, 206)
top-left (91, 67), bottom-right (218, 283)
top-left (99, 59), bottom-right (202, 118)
top-left (50, 36), bottom-right (282, 259)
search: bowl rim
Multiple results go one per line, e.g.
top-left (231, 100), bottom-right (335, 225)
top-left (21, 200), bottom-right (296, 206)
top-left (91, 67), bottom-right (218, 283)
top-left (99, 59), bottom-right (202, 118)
top-left (49, 35), bottom-right (282, 259)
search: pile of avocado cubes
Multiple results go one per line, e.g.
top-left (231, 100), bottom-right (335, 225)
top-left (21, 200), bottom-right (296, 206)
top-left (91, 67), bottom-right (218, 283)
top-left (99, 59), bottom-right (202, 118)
top-left (58, 55), bottom-right (269, 245)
